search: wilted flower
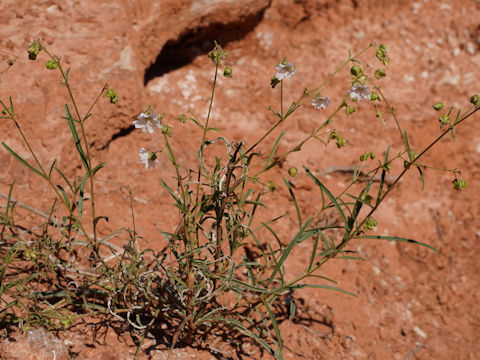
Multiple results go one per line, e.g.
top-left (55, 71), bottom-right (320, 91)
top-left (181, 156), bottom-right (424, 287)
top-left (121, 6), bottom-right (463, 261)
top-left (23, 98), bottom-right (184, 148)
top-left (275, 59), bottom-right (296, 81)
top-left (138, 148), bottom-right (159, 169)
top-left (348, 83), bottom-right (371, 102)
top-left (134, 107), bottom-right (161, 134)
top-left (312, 96), bottom-right (331, 110)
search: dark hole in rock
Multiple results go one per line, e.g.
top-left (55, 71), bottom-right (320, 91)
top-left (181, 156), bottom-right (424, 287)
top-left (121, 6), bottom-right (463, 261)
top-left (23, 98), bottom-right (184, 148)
top-left (144, 10), bottom-right (266, 85)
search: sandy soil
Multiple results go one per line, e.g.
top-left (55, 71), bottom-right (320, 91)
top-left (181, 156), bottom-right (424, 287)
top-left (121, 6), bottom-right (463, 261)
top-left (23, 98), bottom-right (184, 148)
top-left (1, 0), bottom-right (480, 359)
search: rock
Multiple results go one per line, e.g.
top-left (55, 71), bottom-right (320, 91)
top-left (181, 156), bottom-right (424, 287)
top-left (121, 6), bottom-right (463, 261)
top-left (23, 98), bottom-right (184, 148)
top-left (0, 328), bottom-right (69, 360)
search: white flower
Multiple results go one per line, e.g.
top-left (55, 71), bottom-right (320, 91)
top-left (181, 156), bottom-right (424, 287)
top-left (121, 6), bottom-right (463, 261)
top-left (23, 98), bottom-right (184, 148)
top-left (134, 107), bottom-right (162, 134)
top-left (312, 96), bottom-right (331, 109)
top-left (275, 61), bottom-right (296, 80)
top-left (138, 148), bottom-right (159, 169)
top-left (348, 83), bottom-right (371, 102)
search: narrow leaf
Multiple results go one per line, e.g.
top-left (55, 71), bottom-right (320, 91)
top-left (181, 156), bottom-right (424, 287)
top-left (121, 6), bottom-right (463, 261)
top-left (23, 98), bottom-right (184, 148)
top-left (282, 177), bottom-right (302, 228)
top-left (1, 142), bottom-right (46, 179)
top-left (304, 166), bottom-right (348, 228)
top-left (356, 235), bottom-right (437, 252)
top-left (264, 131), bottom-right (286, 170)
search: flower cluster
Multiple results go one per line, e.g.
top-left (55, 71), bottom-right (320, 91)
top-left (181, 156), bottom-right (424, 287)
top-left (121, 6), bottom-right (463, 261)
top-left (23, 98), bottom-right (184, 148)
top-left (134, 106), bottom-right (167, 169)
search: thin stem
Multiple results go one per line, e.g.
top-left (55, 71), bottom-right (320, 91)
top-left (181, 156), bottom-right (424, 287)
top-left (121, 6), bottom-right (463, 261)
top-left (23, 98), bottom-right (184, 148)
top-left (195, 63), bottom-right (219, 204)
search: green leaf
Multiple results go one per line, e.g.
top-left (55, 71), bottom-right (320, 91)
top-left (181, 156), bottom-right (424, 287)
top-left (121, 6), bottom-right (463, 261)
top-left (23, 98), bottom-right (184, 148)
top-left (263, 299), bottom-right (284, 360)
top-left (375, 169), bottom-right (386, 206)
top-left (282, 177), bottom-right (302, 228)
top-left (307, 233), bottom-right (319, 273)
top-left (65, 105), bottom-right (90, 172)
top-left (48, 159), bottom-right (57, 178)
top-left (77, 173), bottom-right (88, 220)
top-left (304, 166), bottom-right (348, 228)
top-left (356, 235), bottom-right (437, 252)
top-left (1, 142), bottom-right (47, 179)
top-left (403, 130), bottom-right (413, 161)
top-left (416, 166), bottom-right (425, 191)
top-left (213, 317), bottom-right (275, 357)
top-left (266, 219), bottom-right (311, 287)
top-left (264, 131), bottom-right (285, 170)
top-left (93, 215), bottom-right (109, 228)
top-left (92, 162), bottom-right (106, 176)
top-left (56, 184), bottom-right (71, 210)
top-left (291, 284), bottom-right (357, 297)
top-left (53, 166), bottom-right (74, 193)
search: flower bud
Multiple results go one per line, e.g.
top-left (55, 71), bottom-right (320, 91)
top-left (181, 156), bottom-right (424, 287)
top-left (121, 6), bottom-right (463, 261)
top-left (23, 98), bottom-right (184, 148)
top-left (105, 89), bottom-right (116, 99)
top-left (452, 179), bottom-right (467, 191)
top-left (336, 137), bottom-right (346, 148)
top-left (369, 152), bottom-right (376, 160)
top-left (223, 67), bottom-right (232, 78)
top-left (161, 124), bottom-right (173, 136)
top-left (374, 68), bottom-right (386, 79)
top-left (110, 95), bottom-right (119, 104)
top-left (383, 162), bottom-right (392, 171)
top-left (267, 180), bottom-right (276, 192)
top-left (7, 59), bottom-right (15, 67)
top-left (45, 60), bottom-right (57, 70)
top-left (148, 152), bottom-right (158, 161)
top-left (433, 102), bottom-right (444, 111)
top-left (345, 105), bottom-right (356, 115)
top-left (360, 192), bottom-right (373, 205)
top-left (27, 40), bottom-right (42, 60)
top-left (360, 152), bottom-right (369, 161)
top-left (439, 114), bottom-right (450, 125)
top-left (350, 65), bottom-right (363, 77)
top-left (208, 41), bottom-right (229, 64)
top-left (288, 167), bottom-right (298, 177)
top-left (370, 92), bottom-right (379, 101)
top-left (470, 94), bottom-right (479, 107)
top-left (364, 217), bottom-right (378, 230)
top-left (178, 114), bottom-right (187, 123)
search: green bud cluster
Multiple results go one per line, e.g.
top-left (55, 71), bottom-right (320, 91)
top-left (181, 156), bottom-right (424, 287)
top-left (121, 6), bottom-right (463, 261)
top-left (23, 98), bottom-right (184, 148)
top-left (148, 152), bottom-right (158, 161)
top-left (360, 151), bottom-right (375, 161)
top-left (267, 180), bottom-right (276, 192)
top-left (105, 89), bottom-right (119, 104)
top-left (364, 217), bottom-right (378, 230)
top-left (433, 102), bottom-right (444, 111)
top-left (178, 114), bottom-right (187, 123)
top-left (45, 60), bottom-right (57, 70)
top-left (208, 41), bottom-right (229, 65)
top-left (288, 167), bottom-right (298, 177)
top-left (376, 44), bottom-right (390, 66)
top-left (360, 191), bottom-right (373, 205)
top-left (161, 124), bottom-right (173, 137)
top-left (382, 162), bottom-right (392, 171)
top-left (470, 94), bottom-right (479, 107)
top-left (345, 105), bottom-right (355, 115)
top-left (329, 131), bottom-right (346, 148)
top-left (439, 114), bottom-right (450, 125)
top-left (374, 68), bottom-right (386, 80)
top-left (452, 178), bottom-right (467, 191)
top-left (350, 65), bottom-right (363, 77)
top-left (223, 67), bottom-right (232, 78)
top-left (27, 40), bottom-right (42, 60)
top-left (370, 92), bottom-right (380, 101)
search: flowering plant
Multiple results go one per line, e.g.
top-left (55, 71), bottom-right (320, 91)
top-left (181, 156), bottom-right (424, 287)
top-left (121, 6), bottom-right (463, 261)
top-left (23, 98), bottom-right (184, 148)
top-left (0, 40), bottom-right (478, 360)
